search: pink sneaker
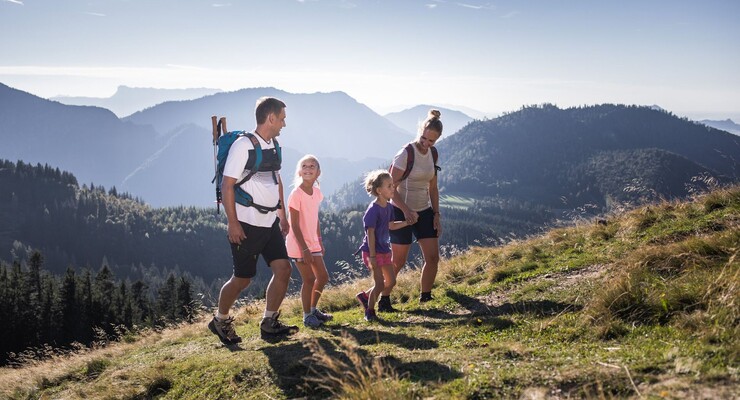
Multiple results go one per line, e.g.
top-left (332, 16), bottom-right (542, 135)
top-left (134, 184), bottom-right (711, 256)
top-left (356, 292), bottom-right (369, 311)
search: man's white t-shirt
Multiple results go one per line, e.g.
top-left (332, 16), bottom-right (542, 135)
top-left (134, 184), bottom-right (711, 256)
top-left (222, 134), bottom-right (280, 227)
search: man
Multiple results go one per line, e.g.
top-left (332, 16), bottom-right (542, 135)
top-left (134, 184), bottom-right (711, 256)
top-left (208, 97), bottom-right (297, 344)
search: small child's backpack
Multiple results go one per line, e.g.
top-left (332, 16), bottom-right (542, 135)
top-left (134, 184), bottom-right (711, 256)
top-left (211, 116), bottom-right (282, 214)
top-left (391, 142), bottom-right (441, 182)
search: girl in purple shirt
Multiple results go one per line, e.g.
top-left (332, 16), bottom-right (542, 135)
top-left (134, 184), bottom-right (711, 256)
top-left (356, 170), bottom-right (408, 321)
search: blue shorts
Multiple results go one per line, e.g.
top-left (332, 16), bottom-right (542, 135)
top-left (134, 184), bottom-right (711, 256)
top-left (389, 206), bottom-right (438, 245)
top-left (229, 219), bottom-right (288, 278)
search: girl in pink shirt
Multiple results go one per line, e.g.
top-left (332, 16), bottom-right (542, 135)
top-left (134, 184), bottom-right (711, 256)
top-left (285, 155), bottom-right (332, 328)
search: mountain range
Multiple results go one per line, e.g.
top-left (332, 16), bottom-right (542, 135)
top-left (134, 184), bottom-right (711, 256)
top-left (3, 81), bottom-right (739, 215)
top-left (700, 118), bottom-right (740, 135)
top-left (330, 104), bottom-right (740, 217)
top-left (437, 104), bottom-right (739, 209)
top-left (0, 83), bottom-right (411, 207)
top-left (384, 105), bottom-right (474, 137)
top-left (52, 86), bottom-right (221, 118)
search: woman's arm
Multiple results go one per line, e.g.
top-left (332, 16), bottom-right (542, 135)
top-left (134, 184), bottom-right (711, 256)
top-left (429, 175), bottom-right (442, 234)
top-left (390, 166), bottom-right (418, 224)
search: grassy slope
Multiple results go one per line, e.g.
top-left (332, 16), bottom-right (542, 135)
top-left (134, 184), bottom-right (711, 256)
top-left (1, 187), bottom-right (738, 399)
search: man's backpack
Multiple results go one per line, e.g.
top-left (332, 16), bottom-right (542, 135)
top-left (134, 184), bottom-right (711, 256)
top-left (391, 142), bottom-right (441, 182)
top-left (211, 116), bottom-right (282, 214)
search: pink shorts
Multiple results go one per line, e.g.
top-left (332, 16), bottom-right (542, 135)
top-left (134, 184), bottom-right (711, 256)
top-left (362, 251), bottom-right (392, 269)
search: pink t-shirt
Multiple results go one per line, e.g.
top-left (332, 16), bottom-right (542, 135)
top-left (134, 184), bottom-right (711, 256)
top-left (285, 186), bottom-right (323, 258)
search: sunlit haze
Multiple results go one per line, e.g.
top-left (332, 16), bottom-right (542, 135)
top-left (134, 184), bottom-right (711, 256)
top-left (1, 0), bottom-right (738, 120)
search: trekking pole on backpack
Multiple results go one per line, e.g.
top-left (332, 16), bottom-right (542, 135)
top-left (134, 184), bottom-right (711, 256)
top-left (211, 115), bottom-right (221, 214)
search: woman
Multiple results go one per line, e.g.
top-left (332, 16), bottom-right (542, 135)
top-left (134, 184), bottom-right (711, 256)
top-left (381, 109), bottom-right (443, 311)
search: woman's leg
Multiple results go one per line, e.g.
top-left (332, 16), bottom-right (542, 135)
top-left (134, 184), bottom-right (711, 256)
top-left (380, 263), bottom-right (397, 294)
top-left (294, 260), bottom-right (315, 314)
top-left (417, 237), bottom-right (440, 293)
top-left (386, 243), bottom-right (410, 296)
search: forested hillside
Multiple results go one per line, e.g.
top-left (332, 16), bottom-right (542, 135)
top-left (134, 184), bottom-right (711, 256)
top-left (0, 252), bottom-right (197, 366)
top-left (2, 160), bottom-right (522, 298)
top-left (0, 160), bottom-right (230, 285)
top-left (438, 104), bottom-right (738, 208)
top-left (333, 104), bottom-right (738, 226)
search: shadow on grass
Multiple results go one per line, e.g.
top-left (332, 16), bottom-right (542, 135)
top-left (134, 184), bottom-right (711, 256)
top-left (260, 337), bottom-right (337, 399)
top-left (334, 326), bottom-right (439, 350)
top-left (259, 330), bottom-right (460, 397)
top-left (386, 357), bottom-right (463, 383)
top-left (446, 289), bottom-right (581, 317)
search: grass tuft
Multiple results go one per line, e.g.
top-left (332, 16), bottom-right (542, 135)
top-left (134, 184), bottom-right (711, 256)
top-left (304, 331), bottom-right (409, 399)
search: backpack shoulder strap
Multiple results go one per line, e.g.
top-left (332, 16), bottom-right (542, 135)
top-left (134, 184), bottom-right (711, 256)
top-left (431, 146), bottom-right (441, 176)
top-left (399, 143), bottom-right (415, 182)
top-left (273, 138), bottom-right (282, 163)
top-left (237, 132), bottom-right (262, 185)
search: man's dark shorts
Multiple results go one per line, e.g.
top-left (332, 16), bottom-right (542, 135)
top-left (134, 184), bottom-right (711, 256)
top-left (230, 219), bottom-right (288, 279)
top-left (389, 206), bottom-right (438, 245)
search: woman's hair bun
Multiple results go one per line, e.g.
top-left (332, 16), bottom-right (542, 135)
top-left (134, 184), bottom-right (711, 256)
top-left (429, 109), bottom-right (441, 119)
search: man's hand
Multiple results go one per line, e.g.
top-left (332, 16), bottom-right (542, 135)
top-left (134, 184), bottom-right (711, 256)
top-left (227, 220), bottom-right (246, 244)
top-left (279, 217), bottom-right (290, 237)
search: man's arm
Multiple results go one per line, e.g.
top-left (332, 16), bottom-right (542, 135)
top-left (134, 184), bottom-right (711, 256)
top-left (222, 176), bottom-right (246, 244)
top-left (277, 173), bottom-right (289, 236)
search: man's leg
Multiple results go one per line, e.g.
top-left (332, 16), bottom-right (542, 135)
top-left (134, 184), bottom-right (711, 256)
top-left (218, 275), bottom-right (251, 315)
top-left (265, 259), bottom-right (291, 312)
top-left (209, 275), bottom-right (251, 345)
top-left (260, 258), bottom-right (299, 336)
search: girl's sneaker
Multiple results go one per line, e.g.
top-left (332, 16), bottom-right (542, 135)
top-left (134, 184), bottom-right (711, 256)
top-left (356, 292), bottom-right (369, 311)
top-left (314, 309), bottom-right (333, 322)
top-left (364, 309), bottom-right (379, 322)
top-left (303, 313), bottom-right (323, 328)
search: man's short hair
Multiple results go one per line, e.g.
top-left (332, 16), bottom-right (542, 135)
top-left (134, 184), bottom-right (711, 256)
top-left (255, 97), bottom-right (286, 125)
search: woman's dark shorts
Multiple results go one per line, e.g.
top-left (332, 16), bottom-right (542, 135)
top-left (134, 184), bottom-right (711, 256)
top-left (389, 206), bottom-right (438, 245)
top-left (230, 219), bottom-right (288, 279)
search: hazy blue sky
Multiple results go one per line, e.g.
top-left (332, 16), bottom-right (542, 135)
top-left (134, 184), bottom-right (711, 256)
top-left (1, 0), bottom-right (738, 119)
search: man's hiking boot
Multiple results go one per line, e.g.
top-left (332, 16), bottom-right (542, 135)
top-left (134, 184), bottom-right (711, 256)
top-left (377, 296), bottom-right (397, 312)
top-left (314, 308), bottom-right (333, 322)
top-left (364, 309), bottom-right (379, 322)
top-left (356, 291), bottom-right (369, 311)
top-left (260, 311), bottom-right (299, 337)
top-left (208, 316), bottom-right (242, 345)
top-left (419, 292), bottom-right (434, 303)
top-left (303, 313), bottom-right (322, 328)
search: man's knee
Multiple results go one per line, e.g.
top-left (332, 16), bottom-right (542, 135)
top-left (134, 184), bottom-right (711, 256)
top-left (226, 276), bottom-right (251, 291)
top-left (270, 260), bottom-right (292, 280)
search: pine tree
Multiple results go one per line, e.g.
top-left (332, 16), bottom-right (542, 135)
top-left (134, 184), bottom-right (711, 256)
top-left (93, 264), bottom-right (115, 332)
top-left (157, 274), bottom-right (177, 323)
top-left (59, 266), bottom-right (78, 344)
top-left (130, 280), bottom-right (152, 326)
top-left (77, 269), bottom-right (94, 343)
top-left (176, 277), bottom-right (194, 322)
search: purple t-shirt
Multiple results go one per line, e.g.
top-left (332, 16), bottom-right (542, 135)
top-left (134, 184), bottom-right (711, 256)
top-left (360, 202), bottom-right (393, 255)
